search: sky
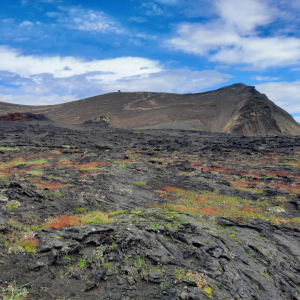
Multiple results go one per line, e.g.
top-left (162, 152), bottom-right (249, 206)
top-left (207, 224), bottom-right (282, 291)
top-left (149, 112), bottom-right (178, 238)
top-left (0, 0), bottom-right (300, 122)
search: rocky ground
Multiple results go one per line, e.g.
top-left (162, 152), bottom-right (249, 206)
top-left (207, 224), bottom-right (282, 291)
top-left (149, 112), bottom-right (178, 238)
top-left (0, 120), bottom-right (300, 300)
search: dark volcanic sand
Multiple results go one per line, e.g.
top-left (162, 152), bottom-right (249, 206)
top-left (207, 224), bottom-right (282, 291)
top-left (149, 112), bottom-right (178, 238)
top-left (0, 120), bottom-right (299, 300)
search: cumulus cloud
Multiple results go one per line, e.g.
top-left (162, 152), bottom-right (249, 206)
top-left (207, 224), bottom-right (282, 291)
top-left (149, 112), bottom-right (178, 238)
top-left (141, 3), bottom-right (164, 16)
top-left (19, 21), bottom-right (34, 27)
top-left (0, 46), bottom-right (231, 105)
top-left (0, 46), bottom-right (162, 79)
top-left (166, 0), bottom-right (300, 67)
top-left (251, 76), bottom-right (280, 81)
top-left (91, 69), bottom-right (232, 94)
top-left (216, 0), bottom-right (272, 33)
top-left (256, 81), bottom-right (300, 113)
top-left (46, 6), bottom-right (124, 34)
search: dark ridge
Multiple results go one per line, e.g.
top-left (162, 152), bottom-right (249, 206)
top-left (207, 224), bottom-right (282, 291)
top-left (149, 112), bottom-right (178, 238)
top-left (0, 112), bottom-right (50, 122)
top-left (0, 83), bottom-right (299, 136)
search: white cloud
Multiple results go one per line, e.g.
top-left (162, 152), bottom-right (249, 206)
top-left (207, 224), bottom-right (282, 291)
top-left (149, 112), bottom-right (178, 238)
top-left (251, 76), bottom-right (279, 81)
top-left (0, 46), bottom-right (162, 79)
top-left (0, 46), bottom-right (231, 105)
top-left (166, 0), bottom-right (300, 67)
top-left (130, 17), bottom-right (148, 23)
top-left (213, 36), bottom-right (300, 67)
top-left (294, 116), bottom-right (300, 123)
top-left (2, 18), bottom-right (15, 23)
top-left (91, 69), bottom-right (232, 94)
top-left (215, 65), bottom-right (230, 70)
top-left (19, 21), bottom-right (34, 27)
top-left (0, 94), bottom-right (75, 106)
top-left (141, 3), bottom-right (164, 16)
top-left (256, 81), bottom-right (300, 113)
top-left (215, 0), bottom-right (272, 34)
top-left (46, 6), bottom-right (124, 34)
top-left (154, 0), bottom-right (179, 4)
top-left (291, 0), bottom-right (300, 10)
top-left (167, 22), bottom-right (239, 56)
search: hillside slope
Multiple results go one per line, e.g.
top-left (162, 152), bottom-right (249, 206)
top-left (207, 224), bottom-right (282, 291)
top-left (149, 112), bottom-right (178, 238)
top-left (0, 83), bottom-right (299, 136)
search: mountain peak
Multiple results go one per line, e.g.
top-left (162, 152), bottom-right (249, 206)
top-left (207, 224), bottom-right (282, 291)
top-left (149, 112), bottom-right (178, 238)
top-left (0, 84), bottom-right (299, 136)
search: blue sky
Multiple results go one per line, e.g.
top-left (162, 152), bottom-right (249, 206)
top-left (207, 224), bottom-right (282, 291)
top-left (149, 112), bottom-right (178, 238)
top-left (0, 0), bottom-right (300, 122)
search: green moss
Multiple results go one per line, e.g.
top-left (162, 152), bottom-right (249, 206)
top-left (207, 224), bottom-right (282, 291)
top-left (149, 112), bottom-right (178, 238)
top-left (110, 244), bottom-right (118, 250)
top-left (27, 169), bottom-right (44, 176)
top-left (107, 210), bottom-right (127, 217)
top-left (7, 205), bottom-right (17, 210)
top-left (78, 258), bottom-right (87, 268)
top-left (102, 262), bottom-right (112, 269)
top-left (129, 182), bottom-right (146, 187)
top-left (0, 146), bottom-right (20, 151)
top-left (13, 158), bottom-right (47, 165)
top-left (203, 286), bottom-right (212, 298)
top-left (49, 192), bottom-right (64, 198)
top-left (80, 211), bottom-right (114, 225)
top-left (75, 207), bottom-right (87, 214)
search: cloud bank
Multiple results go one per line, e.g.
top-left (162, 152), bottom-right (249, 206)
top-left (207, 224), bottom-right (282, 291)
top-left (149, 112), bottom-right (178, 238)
top-left (166, 0), bottom-right (300, 67)
top-left (0, 46), bottom-right (231, 105)
top-left (256, 81), bottom-right (300, 114)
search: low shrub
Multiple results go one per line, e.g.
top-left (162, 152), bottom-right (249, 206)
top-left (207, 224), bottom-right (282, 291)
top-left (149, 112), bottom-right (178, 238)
top-left (0, 282), bottom-right (28, 300)
top-left (18, 237), bottom-right (39, 253)
top-left (107, 210), bottom-right (127, 216)
top-left (80, 211), bottom-right (114, 225)
top-left (46, 215), bottom-right (82, 229)
top-left (75, 207), bottom-right (87, 214)
top-left (129, 182), bottom-right (146, 186)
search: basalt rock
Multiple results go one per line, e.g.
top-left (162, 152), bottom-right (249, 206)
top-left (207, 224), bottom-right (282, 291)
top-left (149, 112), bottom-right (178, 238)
top-left (0, 116), bottom-right (299, 300)
top-left (0, 112), bottom-right (50, 122)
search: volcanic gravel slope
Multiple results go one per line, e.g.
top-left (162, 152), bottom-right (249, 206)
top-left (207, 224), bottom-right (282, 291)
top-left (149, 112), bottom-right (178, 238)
top-left (0, 83), bottom-right (300, 136)
top-left (0, 120), bottom-right (300, 300)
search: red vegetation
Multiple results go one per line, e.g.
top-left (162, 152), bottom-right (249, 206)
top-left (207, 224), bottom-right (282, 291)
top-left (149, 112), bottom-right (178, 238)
top-left (200, 207), bottom-right (221, 215)
top-left (46, 215), bottom-right (82, 229)
top-left (163, 186), bottom-right (179, 191)
top-left (126, 150), bottom-right (148, 154)
top-left (0, 112), bottom-right (48, 121)
top-left (0, 113), bottom-right (28, 121)
top-left (74, 161), bottom-right (106, 169)
top-left (210, 167), bottom-right (238, 174)
top-left (266, 171), bottom-right (290, 177)
top-left (239, 206), bottom-right (257, 213)
top-left (239, 171), bottom-right (249, 176)
top-left (271, 183), bottom-right (300, 193)
top-left (187, 164), bottom-right (203, 168)
top-left (0, 169), bottom-right (13, 176)
top-left (38, 182), bottom-right (67, 190)
top-left (251, 172), bottom-right (260, 178)
top-left (79, 172), bottom-right (97, 177)
top-left (21, 236), bottom-right (39, 247)
top-left (190, 196), bottom-right (207, 204)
